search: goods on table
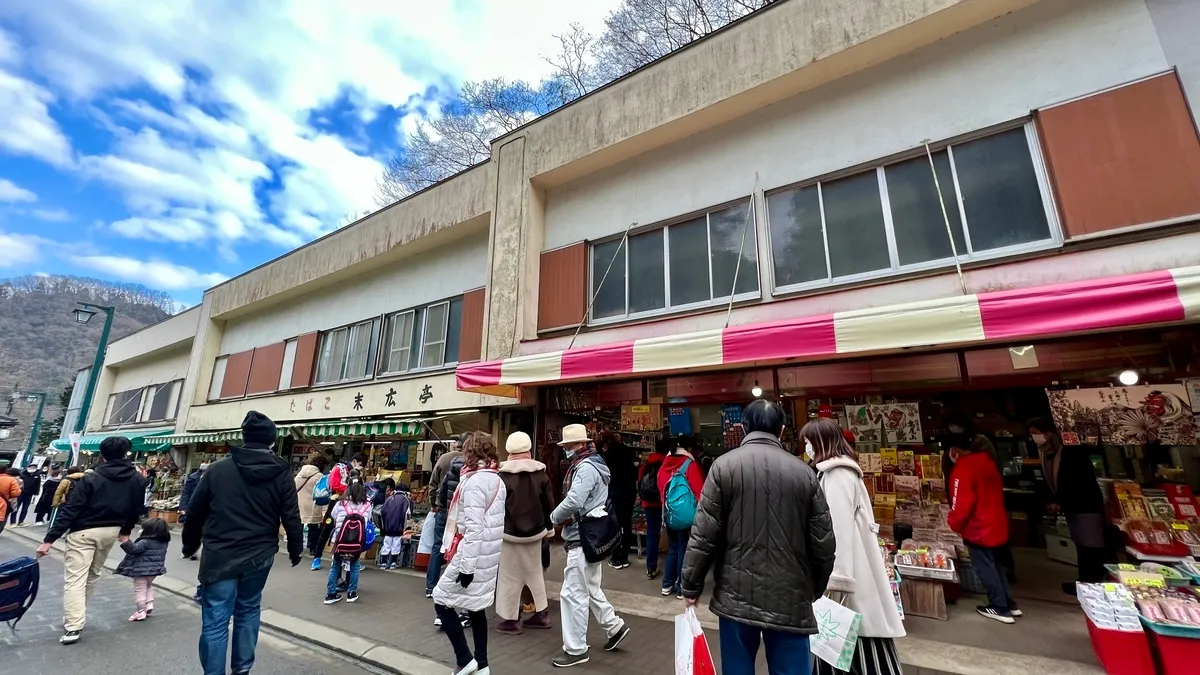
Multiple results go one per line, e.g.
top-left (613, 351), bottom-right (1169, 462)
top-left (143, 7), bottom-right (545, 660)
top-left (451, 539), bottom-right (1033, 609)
top-left (894, 544), bottom-right (956, 581)
top-left (1125, 519), bottom-right (1191, 558)
top-left (1078, 583), bottom-right (1142, 632)
top-left (1140, 562), bottom-right (1189, 586)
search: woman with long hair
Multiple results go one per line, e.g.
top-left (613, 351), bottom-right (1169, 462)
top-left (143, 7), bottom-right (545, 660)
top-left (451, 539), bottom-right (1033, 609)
top-left (295, 455), bottom-right (331, 558)
top-left (802, 418), bottom-right (905, 675)
top-left (433, 431), bottom-right (506, 675)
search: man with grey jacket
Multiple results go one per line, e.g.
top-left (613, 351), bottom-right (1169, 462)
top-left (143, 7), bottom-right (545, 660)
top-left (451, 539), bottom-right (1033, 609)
top-left (548, 424), bottom-right (630, 668)
top-left (682, 400), bottom-right (837, 675)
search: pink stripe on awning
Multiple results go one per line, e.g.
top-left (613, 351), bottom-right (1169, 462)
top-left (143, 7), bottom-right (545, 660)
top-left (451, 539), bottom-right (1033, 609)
top-left (456, 360), bottom-right (503, 390)
top-left (978, 270), bottom-right (1186, 340)
top-left (561, 341), bottom-right (635, 380)
top-left (723, 314), bottom-right (837, 363)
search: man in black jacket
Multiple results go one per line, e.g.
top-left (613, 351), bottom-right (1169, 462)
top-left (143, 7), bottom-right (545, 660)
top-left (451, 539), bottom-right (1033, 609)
top-left (182, 411), bottom-right (303, 675)
top-left (682, 400), bottom-right (836, 675)
top-left (36, 436), bottom-right (145, 645)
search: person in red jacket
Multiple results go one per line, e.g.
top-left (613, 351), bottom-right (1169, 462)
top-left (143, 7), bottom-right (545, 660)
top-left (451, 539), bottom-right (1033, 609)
top-left (657, 435), bottom-right (705, 598)
top-left (947, 436), bottom-right (1018, 624)
top-left (637, 441), bottom-right (668, 580)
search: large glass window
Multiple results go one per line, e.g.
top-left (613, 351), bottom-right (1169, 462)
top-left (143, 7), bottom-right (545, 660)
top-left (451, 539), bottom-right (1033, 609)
top-left (419, 302), bottom-right (450, 369)
top-left (590, 199), bottom-right (760, 322)
top-left (767, 123), bottom-right (1057, 292)
top-left (379, 296), bottom-right (465, 375)
top-left (107, 389), bottom-right (143, 426)
top-left (315, 319), bottom-right (379, 385)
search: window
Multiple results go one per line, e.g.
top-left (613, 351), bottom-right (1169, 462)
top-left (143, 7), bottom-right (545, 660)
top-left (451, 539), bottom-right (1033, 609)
top-left (208, 356), bottom-right (228, 401)
top-left (380, 297), bottom-right (464, 375)
top-left (590, 200), bottom-right (759, 322)
top-left (107, 389), bottom-right (143, 426)
top-left (315, 319), bottom-right (380, 385)
top-left (767, 124), bottom-right (1058, 292)
top-left (279, 339), bottom-right (297, 390)
top-left (140, 380), bottom-right (182, 422)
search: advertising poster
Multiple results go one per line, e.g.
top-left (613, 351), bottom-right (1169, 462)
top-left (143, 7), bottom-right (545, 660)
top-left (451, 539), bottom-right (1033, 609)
top-left (1045, 385), bottom-right (1198, 446)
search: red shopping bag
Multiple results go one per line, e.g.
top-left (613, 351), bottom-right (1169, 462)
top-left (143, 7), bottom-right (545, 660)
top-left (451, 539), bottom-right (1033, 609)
top-left (675, 608), bottom-right (716, 675)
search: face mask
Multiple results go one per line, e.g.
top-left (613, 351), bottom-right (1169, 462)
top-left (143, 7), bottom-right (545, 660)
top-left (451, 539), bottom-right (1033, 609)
top-left (948, 425), bottom-right (964, 434)
top-left (1031, 434), bottom-right (1047, 447)
top-left (803, 440), bottom-right (814, 462)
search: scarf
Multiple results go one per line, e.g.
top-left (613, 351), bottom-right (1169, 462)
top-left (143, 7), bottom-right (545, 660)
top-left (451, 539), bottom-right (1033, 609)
top-left (562, 442), bottom-right (599, 495)
top-left (441, 462), bottom-right (500, 556)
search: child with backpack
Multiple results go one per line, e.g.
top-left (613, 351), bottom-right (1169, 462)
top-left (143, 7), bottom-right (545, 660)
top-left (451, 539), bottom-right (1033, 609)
top-left (324, 477), bottom-right (373, 604)
top-left (115, 517), bottom-right (171, 621)
top-left (378, 479), bottom-right (411, 569)
top-left (637, 440), bottom-right (668, 580)
top-left (656, 435), bottom-right (704, 598)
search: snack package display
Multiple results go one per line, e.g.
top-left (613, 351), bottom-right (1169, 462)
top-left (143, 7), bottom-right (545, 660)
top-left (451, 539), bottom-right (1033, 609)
top-left (1077, 583), bottom-right (1142, 632)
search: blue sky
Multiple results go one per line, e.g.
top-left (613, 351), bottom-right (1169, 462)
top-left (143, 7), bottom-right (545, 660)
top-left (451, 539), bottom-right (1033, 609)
top-left (0, 0), bottom-right (617, 307)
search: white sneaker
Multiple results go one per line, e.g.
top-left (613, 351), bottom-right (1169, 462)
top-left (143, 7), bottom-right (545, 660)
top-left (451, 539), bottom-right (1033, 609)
top-left (451, 658), bottom-right (479, 675)
top-left (434, 616), bottom-right (442, 627)
top-left (477, 668), bottom-right (491, 675)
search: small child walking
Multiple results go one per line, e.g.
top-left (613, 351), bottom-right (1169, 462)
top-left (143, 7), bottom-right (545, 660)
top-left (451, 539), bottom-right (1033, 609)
top-left (378, 479), bottom-right (411, 569)
top-left (116, 517), bottom-right (170, 621)
top-left (324, 478), bottom-right (372, 604)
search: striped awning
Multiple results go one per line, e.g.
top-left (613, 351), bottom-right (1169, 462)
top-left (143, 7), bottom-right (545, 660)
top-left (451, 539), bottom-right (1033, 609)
top-left (298, 420), bottom-right (427, 438)
top-left (457, 265), bottom-right (1200, 395)
top-left (49, 428), bottom-right (175, 454)
top-left (158, 429), bottom-right (250, 446)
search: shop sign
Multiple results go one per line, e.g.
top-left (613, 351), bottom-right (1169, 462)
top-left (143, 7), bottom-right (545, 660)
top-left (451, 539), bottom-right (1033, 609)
top-left (1045, 385), bottom-right (1198, 446)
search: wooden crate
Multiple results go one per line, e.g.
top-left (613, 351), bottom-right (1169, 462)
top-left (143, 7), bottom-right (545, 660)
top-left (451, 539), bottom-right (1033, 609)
top-left (899, 578), bottom-right (948, 620)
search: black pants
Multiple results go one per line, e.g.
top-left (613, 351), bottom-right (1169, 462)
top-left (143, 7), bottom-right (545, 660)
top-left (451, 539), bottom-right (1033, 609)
top-left (306, 524), bottom-right (322, 556)
top-left (435, 605), bottom-right (488, 669)
top-left (34, 494), bottom-right (54, 523)
top-left (1076, 544), bottom-right (1112, 583)
top-left (8, 496), bottom-right (32, 524)
top-left (609, 493), bottom-right (635, 565)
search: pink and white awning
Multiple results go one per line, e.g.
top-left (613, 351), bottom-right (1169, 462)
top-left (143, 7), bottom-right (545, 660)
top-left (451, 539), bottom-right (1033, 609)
top-left (457, 266), bottom-right (1200, 395)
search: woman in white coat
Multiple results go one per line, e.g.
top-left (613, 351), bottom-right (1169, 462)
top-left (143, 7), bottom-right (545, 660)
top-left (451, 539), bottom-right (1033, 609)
top-left (433, 431), bottom-right (506, 675)
top-left (802, 418), bottom-right (906, 675)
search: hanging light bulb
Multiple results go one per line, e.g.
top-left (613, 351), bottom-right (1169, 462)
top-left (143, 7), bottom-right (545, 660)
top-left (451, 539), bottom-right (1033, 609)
top-left (1118, 369), bottom-right (1139, 386)
top-left (751, 381), bottom-right (763, 398)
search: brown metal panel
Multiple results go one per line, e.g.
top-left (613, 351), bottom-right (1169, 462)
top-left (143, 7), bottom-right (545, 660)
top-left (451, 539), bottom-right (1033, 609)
top-left (290, 332), bottom-right (319, 388)
top-left (219, 350), bottom-right (253, 399)
top-left (538, 243), bottom-right (588, 332)
top-left (1037, 73), bottom-right (1200, 238)
top-left (247, 342), bottom-right (285, 395)
top-left (459, 288), bottom-right (486, 363)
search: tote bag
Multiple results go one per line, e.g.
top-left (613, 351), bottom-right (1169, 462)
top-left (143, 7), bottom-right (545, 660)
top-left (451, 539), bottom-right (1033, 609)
top-left (811, 596), bottom-right (863, 671)
top-left (674, 608), bottom-right (716, 675)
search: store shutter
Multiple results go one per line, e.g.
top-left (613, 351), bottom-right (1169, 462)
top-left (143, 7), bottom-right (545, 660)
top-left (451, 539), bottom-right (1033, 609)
top-left (1036, 72), bottom-right (1200, 238)
top-left (459, 288), bottom-right (486, 363)
top-left (290, 332), bottom-right (319, 388)
top-left (538, 242), bottom-right (587, 332)
top-left (247, 342), bottom-right (285, 395)
top-left (219, 350), bottom-right (253, 399)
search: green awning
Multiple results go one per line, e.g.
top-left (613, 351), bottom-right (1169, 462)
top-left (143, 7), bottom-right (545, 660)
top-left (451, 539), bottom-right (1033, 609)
top-left (49, 428), bottom-right (175, 454)
top-left (299, 420), bottom-right (427, 438)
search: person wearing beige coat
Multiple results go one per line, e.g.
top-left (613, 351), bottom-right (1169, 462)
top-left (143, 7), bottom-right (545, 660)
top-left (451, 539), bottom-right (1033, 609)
top-left (294, 456), bottom-right (330, 557)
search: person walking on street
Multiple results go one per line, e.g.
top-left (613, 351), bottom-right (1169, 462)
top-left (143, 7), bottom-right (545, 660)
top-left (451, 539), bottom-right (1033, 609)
top-left (294, 455), bottom-right (329, 559)
top-left (178, 462), bottom-right (208, 559)
top-left (323, 477), bottom-right (373, 604)
top-left (35, 437), bottom-right (146, 645)
top-left (804, 418), bottom-right (906, 674)
top-left (0, 465), bottom-right (22, 535)
top-left (34, 466), bottom-right (63, 526)
top-left (53, 466), bottom-right (85, 508)
top-left (637, 440), bottom-right (668, 580)
top-left (433, 432), bottom-right (506, 675)
top-left (682, 400), bottom-right (836, 675)
top-left (115, 516), bottom-right (171, 621)
top-left (549, 424), bottom-right (630, 668)
top-left (947, 431), bottom-right (1018, 625)
top-left (495, 431), bottom-right (554, 634)
top-left (312, 452), bottom-right (365, 571)
top-left (11, 464), bottom-right (40, 526)
top-left (603, 435), bottom-right (638, 570)
top-left (426, 437), bottom-right (466, 597)
top-left (658, 435), bottom-right (704, 598)
top-left (378, 479), bottom-right (412, 569)
top-left (181, 411), bottom-right (304, 675)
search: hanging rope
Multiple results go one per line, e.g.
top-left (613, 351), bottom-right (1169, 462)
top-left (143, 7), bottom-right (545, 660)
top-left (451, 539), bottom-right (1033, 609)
top-left (568, 221), bottom-right (635, 350)
top-left (725, 173), bottom-right (760, 329)
top-left (923, 140), bottom-right (969, 295)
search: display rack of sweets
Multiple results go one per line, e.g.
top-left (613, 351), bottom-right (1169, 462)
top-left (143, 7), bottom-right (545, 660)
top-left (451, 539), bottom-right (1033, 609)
top-left (1078, 582), bottom-right (1157, 675)
top-left (894, 542), bottom-right (957, 581)
top-left (1144, 488), bottom-right (1179, 522)
top-left (1125, 519), bottom-right (1192, 559)
top-left (1113, 481), bottom-right (1151, 521)
top-left (1079, 582), bottom-right (1144, 631)
top-left (1161, 484), bottom-right (1200, 522)
top-left (1169, 521), bottom-right (1200, 557)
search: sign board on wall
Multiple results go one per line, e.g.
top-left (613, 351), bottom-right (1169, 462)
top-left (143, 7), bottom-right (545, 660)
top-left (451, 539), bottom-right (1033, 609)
top-left (186, 372), bottom-right (519, 432)
top-left (1046, 385), bottom-right (1198, 446)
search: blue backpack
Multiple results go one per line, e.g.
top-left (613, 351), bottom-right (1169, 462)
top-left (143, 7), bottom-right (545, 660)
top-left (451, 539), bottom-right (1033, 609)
top-left (312, 472), bottom-right (333, 506)
top-left (0, 556), bottom-right (40, 632)
top-left (664, 459), bottom-right (698, 530)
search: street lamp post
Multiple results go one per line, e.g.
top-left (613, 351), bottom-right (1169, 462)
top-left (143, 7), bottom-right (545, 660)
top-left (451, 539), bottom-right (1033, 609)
top-left (72, 303), bottom-right (116, 436)
top-left (12, 392), bottom-right (46, 468)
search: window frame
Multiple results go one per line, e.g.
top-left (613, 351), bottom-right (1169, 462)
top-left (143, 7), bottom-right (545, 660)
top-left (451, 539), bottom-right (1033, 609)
top-left (314, 318), bottom-right (380, 386)
top-left (377, 297), bottom-right (462, 377)
top-left (106, 388), bottom-right (145, 426)
top-left (418, 300), bottom-right (451, 370)
top-left (765, 121), bottom-right (1063, 296)
top-left (587, 197), bottom-right (762, 326)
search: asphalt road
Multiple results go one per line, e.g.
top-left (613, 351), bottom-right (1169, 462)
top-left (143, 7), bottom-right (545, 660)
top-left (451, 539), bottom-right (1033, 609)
top-left (0, 533), bottom-right (385, 675)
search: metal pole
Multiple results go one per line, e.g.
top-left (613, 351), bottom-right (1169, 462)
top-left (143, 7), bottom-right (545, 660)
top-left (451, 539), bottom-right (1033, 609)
top-left (75, 304), bottom-right (116, 435)
top-left (23, 393), bottom-right (46, 466)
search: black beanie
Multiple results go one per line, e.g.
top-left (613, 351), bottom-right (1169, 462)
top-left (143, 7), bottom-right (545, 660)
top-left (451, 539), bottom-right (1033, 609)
top-left (241, 411), bottom-right (277, 449)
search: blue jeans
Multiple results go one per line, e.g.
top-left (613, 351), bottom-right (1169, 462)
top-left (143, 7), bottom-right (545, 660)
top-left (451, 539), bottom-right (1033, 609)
top-left (718, 617), bottom-right (811, 675)
top-left (425, 510), bottom-right (448, 591)
top-left (967, 544), bottom-right (1015, 613)
top-left (328, 555), bottom-right (360, 594)
top-left (662, 527), bottom-right (689, 593)
top-left (644, 506), bottom-right (662, 573)
top-left (199, 561), bottom-right (272, 675)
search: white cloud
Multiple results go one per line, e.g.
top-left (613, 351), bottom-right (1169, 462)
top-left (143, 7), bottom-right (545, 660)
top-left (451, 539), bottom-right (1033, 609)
top-left (0, 28), bottom-right (17, 64)
top-left (0, 178), bottom-right (36, 203)
top-left (30, 207), bottom-right (71, 222)
top-left (0, 228), bottom-right (44, 267)
top-left (69, 255), bottom-right (230, 290)
top-left (0, 69), bottom-right (73, 168)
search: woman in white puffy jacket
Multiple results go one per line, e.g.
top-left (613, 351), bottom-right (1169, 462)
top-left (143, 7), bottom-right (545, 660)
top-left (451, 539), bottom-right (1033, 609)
top-left (803, 418), bottom-right (906, 675)
top-left (433, 431), bottom-right (506, 675)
